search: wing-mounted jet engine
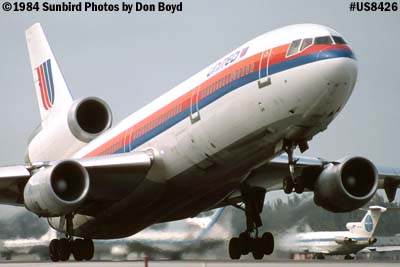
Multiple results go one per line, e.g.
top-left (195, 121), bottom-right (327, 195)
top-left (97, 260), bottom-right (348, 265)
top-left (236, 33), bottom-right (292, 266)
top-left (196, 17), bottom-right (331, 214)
top-left (312, 157), bottom-right (378, 212)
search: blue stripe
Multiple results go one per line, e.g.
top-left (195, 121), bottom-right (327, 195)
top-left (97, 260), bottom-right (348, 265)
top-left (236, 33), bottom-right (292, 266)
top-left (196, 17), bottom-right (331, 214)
top-left (109, 49), bottom-right (354, 155)
top-left (43, 60), bottom-right (53, 105)
top-left (269, 49), bottom-right (354, 76)
top-left (47, 59), bottom-right (55, 104)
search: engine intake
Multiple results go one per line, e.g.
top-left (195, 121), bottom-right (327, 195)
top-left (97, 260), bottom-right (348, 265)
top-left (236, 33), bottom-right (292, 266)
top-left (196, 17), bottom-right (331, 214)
top-left (68, 97), bottom-right (112, 142)
top-left (24, 160), bottom-right (89, 217)
top-left (27, 96), bottom-right (113, 163)
top-left (313, 157), bottom-right (378, 212)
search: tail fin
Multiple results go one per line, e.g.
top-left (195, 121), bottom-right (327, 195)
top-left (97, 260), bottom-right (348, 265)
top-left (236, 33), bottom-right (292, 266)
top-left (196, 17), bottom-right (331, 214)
top-left (25, 23), bottom-right (73, 122)
top-left (359, 206), bottom-right (386, 236)
top-left (346, 206), bottom-right (386, 236)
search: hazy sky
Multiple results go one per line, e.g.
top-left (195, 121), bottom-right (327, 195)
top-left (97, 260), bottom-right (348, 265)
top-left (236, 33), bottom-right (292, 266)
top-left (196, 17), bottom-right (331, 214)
top-left (0, 1), bottom-right (399, 214)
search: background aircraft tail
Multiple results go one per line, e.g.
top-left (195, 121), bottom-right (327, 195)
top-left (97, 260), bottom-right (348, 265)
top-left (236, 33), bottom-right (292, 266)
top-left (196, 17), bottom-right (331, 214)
top-left (347, 206), bottom-right (386, 236)
top-left (25, 23), bottom-right (73, 123)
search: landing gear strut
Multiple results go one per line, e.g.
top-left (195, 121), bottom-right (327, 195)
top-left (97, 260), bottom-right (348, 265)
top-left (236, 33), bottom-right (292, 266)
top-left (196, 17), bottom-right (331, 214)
top-left (228, 184), bottom-right (274, 260)
top-left (49, 214), bottom-right (94, 262)
top-left (282, 140), bottom-right (305, 194)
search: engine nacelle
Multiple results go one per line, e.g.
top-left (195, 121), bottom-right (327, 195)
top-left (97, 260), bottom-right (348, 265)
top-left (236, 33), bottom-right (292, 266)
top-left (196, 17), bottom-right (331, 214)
top-left (313, 157), bottom-right (378, 213)
top-left (24, 160), bottom-right (89, 217)
top-left (67, 97), bottom-right (112, 142)
top-left (27, 97), bottom-right (112, 162)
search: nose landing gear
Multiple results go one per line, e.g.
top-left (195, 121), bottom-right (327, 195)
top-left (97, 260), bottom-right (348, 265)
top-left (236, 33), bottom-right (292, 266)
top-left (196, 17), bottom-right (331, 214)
top-left (282, 140), bottom-right (307, 194)
top-left (228, 184), bottom-right (274, 260)
top-left (49, 214), bottom-right (95, 262)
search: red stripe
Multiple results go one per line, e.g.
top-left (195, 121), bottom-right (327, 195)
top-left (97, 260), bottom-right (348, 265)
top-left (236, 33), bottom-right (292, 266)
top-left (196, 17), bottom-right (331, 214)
top-left (85, 43), bottom-right (352, 157)
top-left (37, 67), bottom-right (49, 110)
top-left (39, 65), bottom-right (52, 109)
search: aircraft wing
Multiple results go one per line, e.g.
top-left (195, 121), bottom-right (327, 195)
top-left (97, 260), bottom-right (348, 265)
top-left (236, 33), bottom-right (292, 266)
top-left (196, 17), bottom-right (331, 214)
top-left (0, 151), bottom-right (153, 212)
top-left (224, 154), bottom-right (400, 204)
top-left (0, 165), bottom-right (30, 205)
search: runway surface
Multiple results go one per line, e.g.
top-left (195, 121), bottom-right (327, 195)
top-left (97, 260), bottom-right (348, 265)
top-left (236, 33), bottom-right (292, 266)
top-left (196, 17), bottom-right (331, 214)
top-left (0, 261), bottom-right (399, 267)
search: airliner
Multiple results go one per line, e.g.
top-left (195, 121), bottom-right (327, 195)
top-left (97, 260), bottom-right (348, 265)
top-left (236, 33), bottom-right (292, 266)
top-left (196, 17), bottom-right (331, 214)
top-left (1, 22), bottom-right (399, 261)
top-left (281, 206), bottom-right (386, 260)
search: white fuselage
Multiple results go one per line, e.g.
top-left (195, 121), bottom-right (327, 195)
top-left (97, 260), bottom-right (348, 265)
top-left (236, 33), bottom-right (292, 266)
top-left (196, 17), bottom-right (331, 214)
top-left (286, 231), bottom-right (372, 255)
top-left (49, 24), bottom-right (358, 239)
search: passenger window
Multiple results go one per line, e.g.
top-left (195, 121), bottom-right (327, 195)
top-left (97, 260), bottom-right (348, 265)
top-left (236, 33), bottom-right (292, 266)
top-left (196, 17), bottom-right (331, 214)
top-left (300, 38), bottom-right (313, 51)
top-left (332, 36), bottom-right (347, 44)
top-left (287, 39), bottom-right (301, 56)
top-left (314, 36), bottom-right (333, 45)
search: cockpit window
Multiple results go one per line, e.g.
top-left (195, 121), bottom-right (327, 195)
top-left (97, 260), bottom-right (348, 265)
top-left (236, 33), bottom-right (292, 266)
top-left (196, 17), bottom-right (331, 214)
top-left (300, 38), bottom-right (313, 51)
top-left (314, 36), bottom-right (333, 45)
top-left (286, 39), bottom-right (301, 57)
top-left (332, 36), bottom-right (347, 44)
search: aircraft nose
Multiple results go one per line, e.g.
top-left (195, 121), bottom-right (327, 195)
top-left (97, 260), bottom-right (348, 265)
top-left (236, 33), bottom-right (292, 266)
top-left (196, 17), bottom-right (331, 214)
top-left (318, 49), bottom-right (358, 91)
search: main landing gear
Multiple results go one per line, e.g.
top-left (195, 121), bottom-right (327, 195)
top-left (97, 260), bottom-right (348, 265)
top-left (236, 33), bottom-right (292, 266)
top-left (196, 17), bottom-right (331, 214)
top-left (282, 140), bottom-right (307, 194)
top-left (49, 214), bottom-right (94, 262)
top-left (228, 184), bottom-right (274, 260)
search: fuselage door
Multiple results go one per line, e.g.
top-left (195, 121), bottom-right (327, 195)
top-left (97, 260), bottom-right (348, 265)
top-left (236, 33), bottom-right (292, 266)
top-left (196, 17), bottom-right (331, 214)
top-left (190, 86), bottom-right (201, 123)
top-left (123, 128), bottom-right (133, 152)
top-left (258, 49), bottom-right (272, 88)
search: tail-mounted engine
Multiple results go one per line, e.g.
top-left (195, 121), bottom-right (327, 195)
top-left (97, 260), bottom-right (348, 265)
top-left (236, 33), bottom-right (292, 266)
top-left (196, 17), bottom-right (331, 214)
top-left (67, 97), bottom-right (112, 143)
top-left (24, 160), bottom-right (89, 217)
top-left (313, 157), bottom-right (378, 212)
top-left (27, 97), bottom-right (112, 162)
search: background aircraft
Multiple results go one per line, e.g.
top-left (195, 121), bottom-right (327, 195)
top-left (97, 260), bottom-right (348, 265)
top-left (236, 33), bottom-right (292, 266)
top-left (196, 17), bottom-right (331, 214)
top-left (0, 208), bottom-right (227, 260)
top-left (281, 206), bottom-right (387, 259)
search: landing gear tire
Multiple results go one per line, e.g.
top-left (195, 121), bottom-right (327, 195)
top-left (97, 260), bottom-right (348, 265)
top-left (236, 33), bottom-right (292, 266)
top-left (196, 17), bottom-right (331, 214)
top-left (49, 237), bottom-right (94, 262)
top-left (239, 232), bottom-right (251, 255)
top-left (294, 180), bottom-right (304, 194)
top-left (72, 239), bottom-right (84, 261)
top-left (49, 239), bottom-right (60, 262)
top-left (82, 238), bottom-right (94, 260)
top-left (283, 177), bottom-right (294, 194)
top-left (58, 238), bottom-right (71, 261)
top-left (228, 237), bottom-right (241, 260)
top-left (261, 232), bottom-right (274, 255)
top-left (251, 238), bottom-right (264, 260)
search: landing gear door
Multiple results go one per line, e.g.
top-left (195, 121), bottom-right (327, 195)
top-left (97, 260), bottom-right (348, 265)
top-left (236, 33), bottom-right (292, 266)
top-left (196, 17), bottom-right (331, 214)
top-left (258, 49), bottom-right (272, 88)
top-left (190, 86), bottom-right (201, 124)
